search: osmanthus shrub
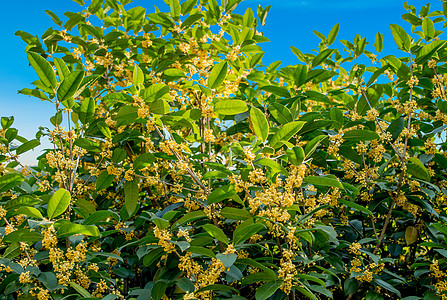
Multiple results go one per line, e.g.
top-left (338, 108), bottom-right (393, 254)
top-left (1, 0), bottom-right (447, 299)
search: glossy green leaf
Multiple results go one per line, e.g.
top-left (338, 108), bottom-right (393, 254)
top-left (374, 279), bottom-right (401, 298)
top-left (214, 100), bottom-right (248, 115)
top-left (47, 188), bottom-right (71, 219)
top-left (54, 57), bottom-right (70, 80)
top-left (311, 49), bottom-right (335, 69)
top-left (15, 206), bottom-right (43, 219)
top-left (45, 10), bottom-right (63, 26)
top-left (174, 210), bottom-right (207, 228)
top-left (304, 175), bottom-right (344, 189)
top-left (124, 180), bottom-right (139, 215)
top-left (256, 158), bottom-right (289, 176)
top-left (422, 17), bottom-right (435, 41)
top-left (294, 64), bottom-right (308, 87)
top-left (220, 207), bottom-right (252, 220)
top-left (3, 229), bottom-right (43, 243)
top-left (233, 223), bottom-right (263, 245)
top-left (78, 98), bottom-right (96, 125)
top-left (343, 130), bottom-right (379, 141)
top-left (58, 223), bottom-right (100, 237)
top-left (152, 280), bottom-right (169, 300)
top-left (407, 157), bottom-right (430, 182)
top-left (287, 146), bottom-right (305, 165)
top-left (57, 71), bottom-right (85, 101)
top-left (208, 61), bottom-right (228, 89)
top-left (133, 65), bottom-right (144, 85)
top-left (84, 210), bottom-right (115, 225)
top-left (415, 40), bottom-right (446, 64)
top-left (27, 52), bottom-right (57, 89)
top-left (242, 271), bottom-right (277, 285)
top-left (255, 281), bottom-right (283, 300)
top-left (202, 224), bottom-right (229, 245)
top-left (16, 139), bottom-right (40, 155)
top-left (390, 24), bottom-right (411, 52)
top-left (207, 185), bottom-right (236, 205)
top-left (270, 121), bottom-right (305, 148)
top-left (305, 135), bottom-right (327, 159)
top-left (339, 199), bottom-right (373, 216)
top-left (250, 106), bottom-right (269, 142)
top-left (187, 246), bottom-right (216, 258)
top-left (69, 282), bottom-right (92, 298)
top-left (327, 23), bottom-right (339, 45)
top-left (269, 103), bottom-right (293, 124)
top-left (96, 171), bottom-right (115, 191)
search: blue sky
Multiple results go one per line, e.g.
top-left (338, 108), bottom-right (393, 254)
top-left (0, 0), bottom-right (439, 164)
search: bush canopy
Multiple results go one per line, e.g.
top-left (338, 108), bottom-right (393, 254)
top-left (1, 0), bottom-right (447, 299)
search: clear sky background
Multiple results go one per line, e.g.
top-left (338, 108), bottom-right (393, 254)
top-left (0, 0), bottom-right (440, 165)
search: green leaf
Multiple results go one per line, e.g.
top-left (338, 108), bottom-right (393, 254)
top-left (390, 24), bottom-right (411, 52)
top-left (242, 271), bottom-right (277, 285)
top-left (250, 107), bottom-right (269, 142)
top-left (311, 49), bottom-right (335, 69)
top-left (69, 282), bottom-right (92, 298)
top-left (27, 52), bottom-right (57, 89)
top-left (174, 210), bottom-right (207, 227)
top-left (374, 279), bottom-right (401, 298)
top-left (187, 246), bottom-right (216, 258)
top-left (221, 207), bottom-right (252, 220)
top-left (339, 199), bottom-right (373, 216)
top-left (202, 224), bottom-right (229, 245)
top-left (84, 210), bottom-right (115, 225)
top-left (3, 229), bottom-right (43, 243)
top-left (15, 206), bottom-right (43, 219)
top-left (58, 223), bottom-right (100, 237)
top-left (196, 284), bottom-right (240, 294)
top-left (54, 57), bottom-right (70, 80)
top-left (304, 175), bottom-right (344, 189)
top-left (233, 223), bottom-right (263, 245)
top-left (73, 74), bottom-right (101, 98)
top-left (133, 153), bottom-right (156, 169)
top-left (149, 99), bottom-right (170, 115)
top-left (124, 180), bottom-right (139, 215)
top-left (169, 0), bottom-right (181, 19)
top-left (405, 226), bottom-right (418, 245)
top-left (216, 253), bottom-right (237, 269)
top-left (88, 0), bottom-right (103, 14)
top-left (269, 103), bottom-right (293, 124)
top-left (343, 130), bottom-right (379, 141)
top-left (327, 23), bottom-right (339, 45)
top-left (45, 10), bottom-right (63, 26)
top-left (207, 185), bottom-right (236, 205)
top-left (16, 139), bottom-right (40, 155)
top-left (208, 61), bottom-right (228, 89)
top-left (415, 40), bottom-right (446, 64)
top-left (74, 138), bottom-right (101, 152)
top-left (47, 188), bottom-right (71, 219)
top-left (287, 146), bottom-right (305, 165)
top-left (270, 121), bottom-right (305, 148)
top-left (256, 158), bottom-right (289, 176)
top-left (305, 135), bottom-right (327, 159)
top-left (294, 65), bottom-right (308, 87)
top-left (387, 117), bottom-right (405, 141)
top-left (214, 100), bottom-right (248, 115)
top-left (57, 71), bottom-right (85, 101)
top-left (422, 17), bottom-right (435, 41)
top-left (255, 281), bottom-right (283, 300)
top-left (407, 157), bottom-right (431, 182)
top-left (152, 280), bottom-right (169, 300)
top-left (133, 65), bottom-right (144, 85)
top-left (96, 170), bottom-right (115, 191)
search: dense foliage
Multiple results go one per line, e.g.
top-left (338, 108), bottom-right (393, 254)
top-left (1, 0), bottom-right (447, 299)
